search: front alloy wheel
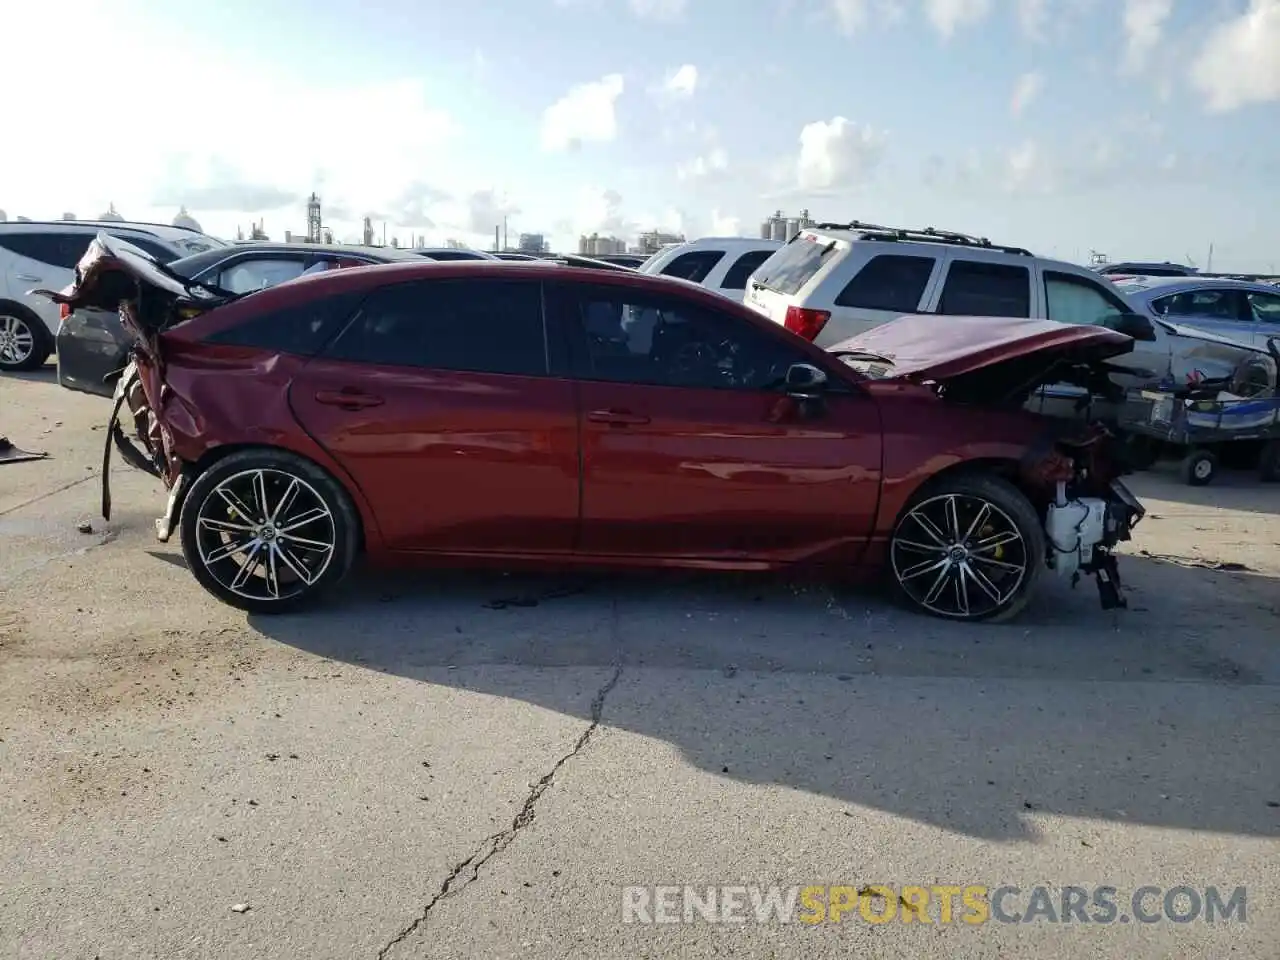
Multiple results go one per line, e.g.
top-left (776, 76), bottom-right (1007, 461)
top-left (179, 450), bottom-right (359, 613)
top-left (890, 475), bottom-right (1044, 622)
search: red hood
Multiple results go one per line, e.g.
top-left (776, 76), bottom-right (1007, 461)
top-left (829, 315), bottom-right (1134, 382)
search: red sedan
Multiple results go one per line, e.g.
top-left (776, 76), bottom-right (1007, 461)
top-left (45, 234), bottom-right (1146, 622)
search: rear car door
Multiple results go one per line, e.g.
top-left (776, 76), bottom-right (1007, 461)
top-left (929, 257), bottom-right (1034, 318)
top-left (549, 281), bottom-right (882, 563)
top-left (829, 252), bottom-right (941, 333)
top-left (288, 277), bottom-right (580, 553)
top-left (1245, 289), bottom-right (1280, 350)
top-left (0, 230), bottom-right (89, 338)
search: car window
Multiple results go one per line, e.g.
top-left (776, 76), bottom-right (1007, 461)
top-left (421, 250), bottom-right (488, 261)
top-left (324, 278), bottom-right (548, 376)
top-left (1043, 271), bottom-right (1133, 328)
top-left (719, 250), bottom-right (775, 290)
top-left (220, 258), bottom-right (308, 294)
top-left (565, 286), bottom-right (803, 390)
top-left (1152, 289), bottom-right (1245, 320)
top-left (937, 260), bottom-right (1030, 317)
top-left (203, 291), bottom-right (366, 355)
top-left (834, 254), bottom-right (935, 312)
top-left (659, 250), bottom-right (725, 283)
top-left (751, 236), bottom-right (837, 295)
top-left (1246, 291), bottom-right (1280, 324)
top-left (0, 231), bottom-right (90, 270)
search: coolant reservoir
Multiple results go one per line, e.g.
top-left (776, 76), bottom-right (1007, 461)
top-left (1045, 498), bottom-right (1108, 577)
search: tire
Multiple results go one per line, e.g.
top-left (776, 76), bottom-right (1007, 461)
top-left (888, 473), bottom-right (1046, 624)
top-left (178, 448), bottom-right (360, 614)
top-left (1259, 440), bottom-right (1280, 483)
top-left (1179, 449), bottom-right (1217, 487)
top-left (0, 305), bottom-right (53, 372)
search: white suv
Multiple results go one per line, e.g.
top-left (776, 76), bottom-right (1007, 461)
top-left (638, 237), bottom-right (783, 302)
top-left (742, 222), bottom-right (1147, 346)
top-left (0, 220), bottom-right (225, 371)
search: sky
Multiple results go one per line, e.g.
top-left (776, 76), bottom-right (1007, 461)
top-left (2, 0), bottom-right (1278, 270)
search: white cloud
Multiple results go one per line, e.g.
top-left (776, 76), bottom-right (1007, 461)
top-left (923, 0), bottom-right (993, 38)
top-left (540, 74), bottom-right (625, 152)
top-left (1190, 0), bottom-right (1280, 112)
top-left (709, 210), bottom-right (741, 235)
top-left (0, 4), bottom-right (457, 240)
top-left (628, 0), bottom-right (688, 20)
top-left (1015, 0), bottom-right (1049, 40)
top-left (828, 0), bottom-right (907, 35)
top-left (573, 186), bottom-right (631, 237)
top-left (1122, 0), bottom-right (1173, 72)
top-left (676, 148), bottom-right (729, 181)
top-left (664, 64), bottom-right (699, 97)
top-left (796, 117), bottom-right (887, 191)
top-left (1005, 140), bottom-right (1047, 192)
top-left (1010, 71), bottom-right (1044, 117)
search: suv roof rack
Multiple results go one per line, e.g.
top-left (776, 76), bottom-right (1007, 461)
top-left (808, 220), bottom-right (1033, 257)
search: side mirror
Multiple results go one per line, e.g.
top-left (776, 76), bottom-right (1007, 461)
top-left (1110, 311), bottom-right (1157, 342)
top-left (1267, 337), bottom-right (1280, 363)
top-left (785, 362), bottom-right (828, 399)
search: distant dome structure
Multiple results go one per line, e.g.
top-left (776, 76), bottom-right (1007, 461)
top-left (0, 209), bottom-right (7, 222)
top-left (99, 203), bottom-right (124, 222)
top-left (61, 211), bottom-right (77, 221)
top-left (172, 205), bottom-right (202, 233)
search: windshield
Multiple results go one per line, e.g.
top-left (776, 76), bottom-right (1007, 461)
top-left (752, 235), bottom-right (838, 295)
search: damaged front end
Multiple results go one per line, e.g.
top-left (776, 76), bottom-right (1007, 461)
top-left (836, 315), bottom-right (1149, 610)
top-left (1017, 422), bottom-right (1145, 609)
top-left (32, 233), bottom-right (238, 530)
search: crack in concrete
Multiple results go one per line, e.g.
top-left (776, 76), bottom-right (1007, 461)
top-left (376, 658), bottom-right (624, 959)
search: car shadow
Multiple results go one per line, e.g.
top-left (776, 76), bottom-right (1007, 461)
top-left (3, 363), bottom-right (57, 384)
top-left (247, 554), bottom-right (1279, 843)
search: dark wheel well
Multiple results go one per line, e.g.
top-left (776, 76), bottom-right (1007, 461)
top-left (188, 443), bottom-right (366, 551)
top-left (903, 458), bottom-right (1043, 518)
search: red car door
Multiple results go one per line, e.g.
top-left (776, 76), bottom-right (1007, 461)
top-left (549, 282), bottom-right (882, 564)
top-left (288, 277), bottom-right (579, 554)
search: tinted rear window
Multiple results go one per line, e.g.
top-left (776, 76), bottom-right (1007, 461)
top-left (203, 291), bottom-right (365, 355)
top-left (937, 260), bottom-right (1031, 318)
top-left (834, 254), bottom-right (935, 312)
top-left (421, 250), bottom-right (488, 261)
top-left (752, 236), bottom-right (837, 295)
top-left (660, 250), bottom-right (724, 283)
top-left (720, 250), bottom-right (775, 290)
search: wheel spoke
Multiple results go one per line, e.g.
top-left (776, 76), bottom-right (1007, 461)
top-left (942, 495), bottom-right (962, 541)
top-left (206, 536), bottom-right (257, 563)
top-left (280, 506), bottom-right (329, 532)
top-left (921, 565), bottom-right (953, 606)
top-left (216, 487), bottom-right (263, 525)
top-left (895, 539), bottom-right (941, 554)
top-left (961, 561), bottom-right (1003, 602)
top-left (270, 478), bottom-right (300, 523)
top-left (973, 530), bottom-right (1020, 553)
top-left (265, 547), bottom-right (281, 598)
top-left (198, 516), bottom-right (255, 535)
top-left (970, 554), bottom-right (1025, 575)
top-left (911, 512), bottom-right (949, 546)
top-left (280, 533), bottom-right (332, 551)
top-left (250, 471), bottom-right (270, 523)
top-left (962, 502), bottom-right (992, 543)
top-left (275, 542), bottom-right (319, 585)
top-left (229, 543), bottom-right (264, 590)
top-left (953, 565), bottom-right (971, 616)
top-left (900, 555), bottom-right (950, 580)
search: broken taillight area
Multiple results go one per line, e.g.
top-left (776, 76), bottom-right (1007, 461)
top-left (784, 305), bottom-right (830, 341)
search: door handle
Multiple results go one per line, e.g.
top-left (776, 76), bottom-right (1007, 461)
top-left (314, 389), bottom-right (384, 410)
top-left (587, 408), bottom-right (650, 426)
top-left (16, 274), bottom-right (42, 283)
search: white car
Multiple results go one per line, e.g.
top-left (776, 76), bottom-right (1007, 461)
top-left (638, 237), bottom-right (783, 302)
top-left (743, 221), bottom-right (1277, 399)
top-left (0, 220), bottom-right (226, 371)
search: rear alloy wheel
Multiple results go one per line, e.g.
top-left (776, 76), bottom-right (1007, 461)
top-left (179, 449), bottom-right (359, 614)
top-left (890, 474), bottom-right (1045, 623)
top-left (0, 310), bottom-right (52, 372)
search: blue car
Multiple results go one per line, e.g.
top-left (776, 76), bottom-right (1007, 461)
top-left (1113, 276), bottom-right (1280, 353)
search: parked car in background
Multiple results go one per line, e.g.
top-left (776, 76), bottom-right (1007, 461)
top-left (741, 222), bottom-right (1275, 397)
top-left (44, 234), bottom-right (1146, 623)
top-left (412, 247), bottom-right (499, 261)
top-left (592, 253), bottom-right (646, 269)
top-left (1112, 276), bottom-right (1280, 352)
top-left (56, 240), bottom-right (422, 397)
top-left (638, 237), bottom-right (784, 302)
top-left (1094, 261), bottom-right (1197, 279)
top-left (0, 220), bottom-right (226, 371)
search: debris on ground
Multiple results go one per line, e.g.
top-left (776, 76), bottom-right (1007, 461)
top-left (77, 523), bottom-right (94, 535)
top-left (230, 903), bottom-right (250, 914)
top-left (0, 436), bottom-right (48, 465)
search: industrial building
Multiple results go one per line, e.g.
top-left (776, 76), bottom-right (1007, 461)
top-left (760, 209), bottom-right (813, 242)
top-left (579, 233), bottom-right (628, 256)
top-left (635, 230), bottom-right (685, 254)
